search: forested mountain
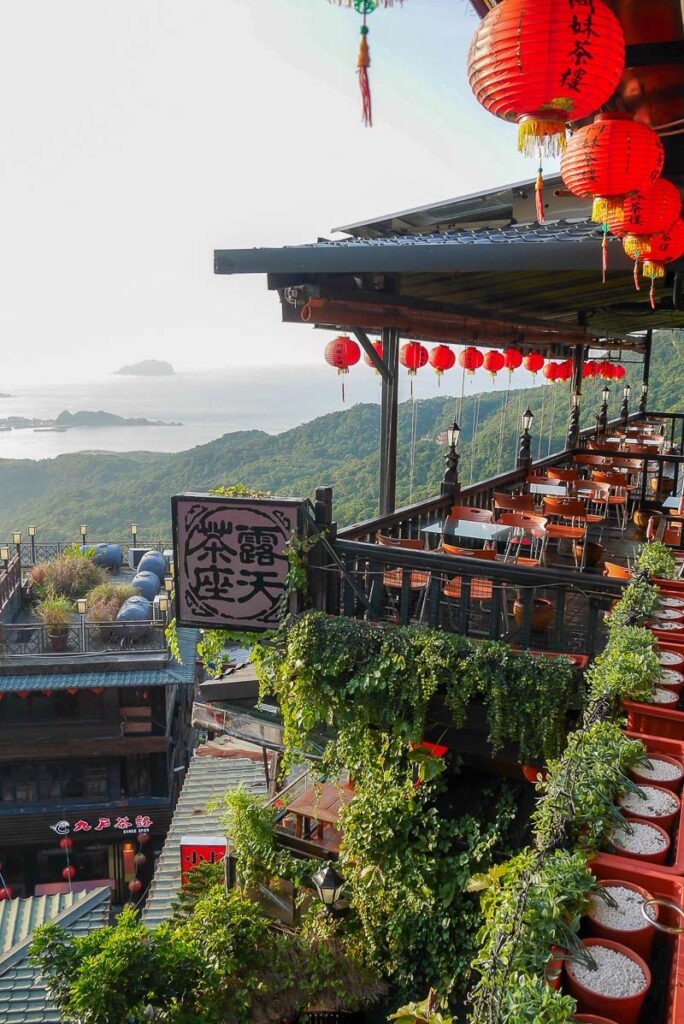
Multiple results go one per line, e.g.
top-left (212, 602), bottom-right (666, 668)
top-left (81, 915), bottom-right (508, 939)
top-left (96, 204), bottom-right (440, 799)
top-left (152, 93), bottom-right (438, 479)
top-left (0, 331), bottom-right (681, 538)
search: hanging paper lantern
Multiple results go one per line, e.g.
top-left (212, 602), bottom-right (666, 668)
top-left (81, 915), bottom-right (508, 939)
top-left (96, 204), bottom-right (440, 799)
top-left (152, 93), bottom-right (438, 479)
top-left (400, 342), bottom-right (429, 374)
top-left (325, 335), bottom-right (361, 402)
top-left (641, 218), bottom-right (684, 279)
top-left (59, 838), bottom-right (74, 851)
top-left (523, 352), bottom-right (544, 376)
top-left (613, 364), bottom-right (627, 380)
top-left (608, 179), bottom-right (682, 258)
top-left (134, 853), bottom-right (147, 866)
top-left (42, 689), bottom-right (54, 697)
top-left (583, 360), bottom-right (598, 379)
top-left (468, 0), bottom-right (624, 158)
top-left (363, 338), bottom-right (383, 373)
top-left (67, 688), bottom-right (79, 696)
top-left (62, 865), bottom-right (76, 881)
top-left (138, 834), bottom-right (151, 845)
top-left (429, 344), bottom-right (456, 382)
top-left (543, 362), bottom-right (559, 382)
top-left (602, 362), bottom-right (616, 379)
top-left (459, 347), bottom-right (484, 375)
top-left (128, 878), bottom-right (143, 894)
top-left (559, 360), bottom-right (573, 382)
top-left (561, 114), bottom-right (664, 223)
top-left (91, 687), bottom-right (104, 696)
top-left (0, 887), bottom-right (13, 901)
top-left (483, 350), bottom-right (505, 379)
top-left (17, 690), bottom-right (31, 699)
top-left (503, 347), bottom-right (523, 373)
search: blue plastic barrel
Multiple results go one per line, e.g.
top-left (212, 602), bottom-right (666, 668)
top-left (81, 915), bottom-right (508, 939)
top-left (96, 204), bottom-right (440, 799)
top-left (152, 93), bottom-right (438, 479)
top-left (137, 550), bottom-right (167, 582)
top-left (116, 596), bottom-right (153, 622)
top-left (131, 571), bottom-right (161, 601)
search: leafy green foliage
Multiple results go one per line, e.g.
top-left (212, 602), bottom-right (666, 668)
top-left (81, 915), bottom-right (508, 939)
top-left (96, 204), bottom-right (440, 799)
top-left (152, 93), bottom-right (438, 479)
top-left (585, 623), bottom-right (661, 715)
top-left (35, 588), bottom-right (73, 630)
top-left (637, 541), bottom-right (678, 581)
top-left (607, 577), bottom-right (660, 628)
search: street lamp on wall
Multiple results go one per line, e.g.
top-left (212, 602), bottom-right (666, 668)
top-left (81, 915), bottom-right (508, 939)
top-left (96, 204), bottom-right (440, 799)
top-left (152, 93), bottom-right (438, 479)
top-left (312, 861), bottom-right (346, 915)
top-left (517, 409), bottom-right (534, 470)
top-left (158, 595), bottom-right (169, 620)
top-left (441, 419), bottom-right (461, 502)
top-left (0, 546), bottom-right (9, 565)
top-left (131, 523), bottom-right (138, 541)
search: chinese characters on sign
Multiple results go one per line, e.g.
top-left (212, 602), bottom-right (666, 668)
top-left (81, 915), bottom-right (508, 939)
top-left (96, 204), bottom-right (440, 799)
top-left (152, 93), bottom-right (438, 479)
top-left (172, 494), bottom-right (301, 630)
top-left (49, 815), bottom-right (153, 836)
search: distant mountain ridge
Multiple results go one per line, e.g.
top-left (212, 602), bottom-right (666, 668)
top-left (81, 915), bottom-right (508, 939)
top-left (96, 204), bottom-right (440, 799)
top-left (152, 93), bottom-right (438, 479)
top-left (114, 359), bottom-right (174, 376)
top-left (0, 410), bottom-right (180, 431)
top-left (0, 331), bottom-right (680, 538)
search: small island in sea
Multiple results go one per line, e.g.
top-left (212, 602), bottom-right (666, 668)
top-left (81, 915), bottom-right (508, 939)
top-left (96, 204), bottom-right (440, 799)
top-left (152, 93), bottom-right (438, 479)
top-left (0, 409), bottom-right (181, 433)
top-left (114, 359), bottom-right (175, 376)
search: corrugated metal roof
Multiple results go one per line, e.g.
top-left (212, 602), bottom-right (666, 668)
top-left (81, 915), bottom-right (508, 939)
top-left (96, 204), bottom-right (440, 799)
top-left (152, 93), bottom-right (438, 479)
top-left (312, 219), bottom-right (606, 248)
top-left (0, 627), bottom-right (198, 694)
top-left (0, 887), bottom-right (111, 1024)
top-left (143, 752), bottom-right (266, 929)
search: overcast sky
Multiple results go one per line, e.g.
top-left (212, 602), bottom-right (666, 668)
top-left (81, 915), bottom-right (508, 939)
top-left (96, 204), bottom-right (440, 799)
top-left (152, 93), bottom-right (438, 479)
top-left (2, 0), bottom-right (543, 386)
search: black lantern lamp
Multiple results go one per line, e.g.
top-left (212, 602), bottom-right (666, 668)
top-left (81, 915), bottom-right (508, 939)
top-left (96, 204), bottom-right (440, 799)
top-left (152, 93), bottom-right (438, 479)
top-left (441, 419), bottom-right (461, 502)
top-left (598, 386), bottom-right (610, 436)
top-left (621, 382), bottom-right (631, 425)
top-left (312, 861), bottom-right (346, 913)
top-left (517, 409), bottom-right (534, 470)
top-left (640, 382), bottom-right (648, 415)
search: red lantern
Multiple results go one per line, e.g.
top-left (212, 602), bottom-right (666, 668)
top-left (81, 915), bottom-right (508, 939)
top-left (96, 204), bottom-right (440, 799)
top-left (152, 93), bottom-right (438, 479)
top-left (0, 887), bottom-right (13, 901)
top-left (62, 865), bottom-right (76, 881)
top-left (138, 833), bottom-right (151, 845)
top-left (543, 363), bottom-right (559, 382)
top-left (17, 690), bottom-right (30, 699)
top-left (128, 879), bottom-right (143, 894)
top-left (609, 179), bottom-right (682, 258)
top-left (483, 350), bottom-right (505, 379)
top-left (613, 365), bottom-right (626, 380)
top-left (134, 852), bottom-right (147, 866)
top-left (559, 360), bottom-right (573, 382)
top-left (459, 347), bottom-right (484, 375)
top-left (503, 347), bottom-right (523, 373)
top-left (468, 0), bottom-right (624, 159)
top-left (429, 345), bottom-right (456, 384)
top-left (91, 687), bottom-right (104, 696)
top-left (67, 688), bottom-right (79, 696)
top-left (602, 362), bottom-right (615, 380)
top-left (583, 360), bottom-right (598, 379)
top-left (324, 336), bottom-right (360, 402)
top-left (59, 838), bottom-right (74, 850)
top-left (523, 352), bottom-right (544, 376)
top-left (400, 342), bottom-right (429, 375)
top-left (641, 218), bottom-right (684, 280)
top-left (363, 339), bottom-right (383, 374)
top-left (561, 113), bottom-right (664, 223)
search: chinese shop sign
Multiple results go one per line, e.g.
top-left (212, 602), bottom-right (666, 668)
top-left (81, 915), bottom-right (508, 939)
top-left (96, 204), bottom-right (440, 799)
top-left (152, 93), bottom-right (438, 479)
top-left (180, 834), bottom-right (228, 886)
top-left (172, 494), bottom-right (302, 631)
top-left (50, 815), bottom-right (153, 836)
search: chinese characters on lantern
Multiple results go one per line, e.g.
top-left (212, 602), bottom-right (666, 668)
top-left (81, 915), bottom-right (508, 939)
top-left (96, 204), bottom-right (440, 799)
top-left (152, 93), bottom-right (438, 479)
top-left (49, 815), bottom-right (153, 836)
top-left (172, 495), bottom-right (301, 630)
top-left (560, 0), bottom-right (599, 93)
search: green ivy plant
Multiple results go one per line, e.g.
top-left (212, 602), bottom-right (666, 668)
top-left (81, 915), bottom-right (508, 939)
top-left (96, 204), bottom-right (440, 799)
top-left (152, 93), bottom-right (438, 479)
top-left (636, 540), bottom-right (678, 581)
top-left (607, 576), bottom-right (660, 628)
top-left (585, 623), bottom-right (661, 718)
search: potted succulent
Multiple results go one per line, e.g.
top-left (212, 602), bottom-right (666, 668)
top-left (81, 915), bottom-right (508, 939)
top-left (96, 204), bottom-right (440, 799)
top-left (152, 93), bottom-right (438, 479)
top-left (565, 937), bottom-right (651, 1024)
top-left (37, 590), bottom-right (73, 652)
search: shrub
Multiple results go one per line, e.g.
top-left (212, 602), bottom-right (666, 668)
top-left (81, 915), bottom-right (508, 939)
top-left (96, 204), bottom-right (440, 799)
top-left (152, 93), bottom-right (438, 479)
top-left (86, 582), bottom-right (137, 623)
top-left (30, 549), bottom-right (107, 600)
top-left (637, 541), bottom-right (678, 581)
top-left (36, 590), bottom-right (73, 633)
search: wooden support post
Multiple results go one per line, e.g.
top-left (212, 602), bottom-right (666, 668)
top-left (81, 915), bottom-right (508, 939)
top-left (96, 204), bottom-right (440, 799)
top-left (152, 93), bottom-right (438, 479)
top-left (380, 326), bottom-right (399, 516)
top-left (566, 346), bottom-right (584, 450)
top-left (309, 486), bottom-right (335, 614)
top-left (640, 329), bottom-right (652, 414)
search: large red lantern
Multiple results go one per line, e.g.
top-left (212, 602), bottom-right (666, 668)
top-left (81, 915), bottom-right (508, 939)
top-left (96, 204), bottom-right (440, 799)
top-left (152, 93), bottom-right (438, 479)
top-left (503, 347), bottom-right (523, 373)
top-left (400, 342), bottom-right (429, 374)
top-left (543, 362), bottom-right (559, 382)
top-left (561, 114), bottom-right (664, 224)
top-left (641, 219), bottom-right (684, 280)
top-left (468, 0), bottom-right (624, 160)
top-left (324, 335), bottom-right (360, 403)
top-left (483, 350), bottom-right (505, 379)
top-left (429, 345), bottom-right (456, 383)
top-left (62, 865), bottom-right (76, 881)
top-left (459, 347), bottom-right (484, 375)
top-left (523, 352), bottom-right (544, 377)
top-left (608, 179), bottom-right (682, 258)
top-left (363, 338), bottom-right (383, 374)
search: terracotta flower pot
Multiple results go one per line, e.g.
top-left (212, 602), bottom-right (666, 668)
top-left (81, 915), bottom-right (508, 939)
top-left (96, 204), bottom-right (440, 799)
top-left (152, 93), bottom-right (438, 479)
top-left (607, 816), bottom-right (671, 865)
top-left (630, 753), bottom-right (684, 794)
top-left (48, 630), bottom-right (68, 653)
top-left (565, 938), bottom-right (651, 1024)
top-left (575, 1016), bottom-right (620, 1024)
top-left (521, 764), bottom-right (548, 784)
top-left (618, 782), bottom-right (681, 834)
top-left (633, 509), bottom-right (652, 536)
top-left (585, 879), bottom-right (658, 960)
top-left (575, 541), bottom-right (604, 566)
top-left (513, 596), bottom-right (554, 631)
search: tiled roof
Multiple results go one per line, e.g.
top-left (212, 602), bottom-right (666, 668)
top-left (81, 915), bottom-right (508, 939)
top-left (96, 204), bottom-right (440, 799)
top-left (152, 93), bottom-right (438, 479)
top-left (0, 887), bottom-right (111, 1024)
top-left (0, 627), bottom-right (198, 694)
top-left (143, 752), bottom-right (266, 929)
top-left (310, 219), bottom-right (607, 248)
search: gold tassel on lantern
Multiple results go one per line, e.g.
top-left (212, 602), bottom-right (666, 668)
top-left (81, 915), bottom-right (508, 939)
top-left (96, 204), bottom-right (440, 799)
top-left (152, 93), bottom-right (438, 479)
top-left (517, 115), bottom-right (568, 158)
top-left (643, 260), bottom-right (665, 280)
top-left (623, 234), bottom-right (651, 259)
top-left (592, 197), bottom-right (625, 224)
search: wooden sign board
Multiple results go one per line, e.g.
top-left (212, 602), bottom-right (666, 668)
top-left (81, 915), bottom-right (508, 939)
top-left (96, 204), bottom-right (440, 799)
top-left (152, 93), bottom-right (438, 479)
top-left (171, 493), bottom-right (302, 631)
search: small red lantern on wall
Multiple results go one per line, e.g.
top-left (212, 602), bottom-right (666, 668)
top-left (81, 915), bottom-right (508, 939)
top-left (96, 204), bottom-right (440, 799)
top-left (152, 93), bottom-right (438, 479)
top-left (503, 348), bottom-right (523, 374)
top-left (483, 350), bottom-right (505, 380)
top-left (613, 365), bottom-right (626, 380)
top-left (459, 347), bottom-right (484, 375)
top-left (641, 218), bottom-right (684, 279)
top-left (523, 352), bottom-right (545, 376)
top-left (429, 345), bottom-right (455, 384)
top-left (561, 113), bottom-right (664, 223)
top-left (324, 335), bottom-right (360, 403)
top-left (128, 878), bottom-right (143, 894)
top-left (363, 338), bottom-right (383, 374)
top-left (583, 360), bottom-right (598, 379)
top-left (62, 865), bottom-right (76, 881)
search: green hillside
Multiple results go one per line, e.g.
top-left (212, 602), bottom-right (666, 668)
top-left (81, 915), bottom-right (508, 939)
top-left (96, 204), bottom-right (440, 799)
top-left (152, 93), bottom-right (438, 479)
top-left (0, 331), bottom-right (681, 538)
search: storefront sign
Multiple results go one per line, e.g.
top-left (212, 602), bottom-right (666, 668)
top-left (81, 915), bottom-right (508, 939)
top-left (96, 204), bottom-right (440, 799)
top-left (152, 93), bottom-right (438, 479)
top-left (172, 494), bottom-right (302, 631)
top-left (180, 834), bottom-right (227, 885)
top-left (49, 815), bottom-right (153, 837)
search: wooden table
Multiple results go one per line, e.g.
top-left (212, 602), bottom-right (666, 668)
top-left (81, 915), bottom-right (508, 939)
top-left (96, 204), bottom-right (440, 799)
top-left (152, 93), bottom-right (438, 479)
top-left (285, 783), bottom-right (354, 843)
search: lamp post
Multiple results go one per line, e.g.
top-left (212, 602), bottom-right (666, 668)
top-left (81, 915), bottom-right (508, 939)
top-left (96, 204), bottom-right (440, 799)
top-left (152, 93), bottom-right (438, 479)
top-left (441, 419), bottom-right (461, 502)
top-left (598, 386), bottom-right (610, 437)
top-left (158, 594), bottom-right (169, 622)
top-left (567, 392), bottom-right (581, 450)
top-left (12, 532), bottom-right (22, 564)
top-left (312, 861), bottom-right (346, 916)
top-left (80, 524), bottom-right (87, 548)
top-left (516, 409), bottom-right (534, 471)
top-left (621, 383), bottom-right (631, 426)
top-left (76, 598), bottom-right (87, 652)
top-left (131, 523), bottom-right (138, 543)
top-left (639, 382), bottom-right (648, 415)
top-left (0, 546), bottom-right (9, 566)
top-left (28, 525), bottom-right (36, 564)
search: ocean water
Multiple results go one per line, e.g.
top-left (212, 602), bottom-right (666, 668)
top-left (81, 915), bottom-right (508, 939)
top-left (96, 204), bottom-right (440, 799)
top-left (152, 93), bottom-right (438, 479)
top-left (0, 364), bottom-right (529, 461)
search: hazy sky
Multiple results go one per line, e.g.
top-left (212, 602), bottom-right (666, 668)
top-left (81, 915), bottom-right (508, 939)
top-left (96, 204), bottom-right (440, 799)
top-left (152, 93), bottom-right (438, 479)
top-left (2, 0), bottom-right (543, 386)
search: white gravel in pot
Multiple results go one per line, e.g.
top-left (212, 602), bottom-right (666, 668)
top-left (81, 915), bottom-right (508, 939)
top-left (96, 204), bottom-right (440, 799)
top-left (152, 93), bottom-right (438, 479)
top-left (619, 785), bottom-right (679, 818)
top-left (633, 758), bottom-right (684, 782)
top-left (589, 886), bottom-right (656, 931)
top-left (611, 822), bottom-right (667, 854)
top-left (651, 687), bottom-right (679, 704)
top-left (661, 668), bottom-right (684, 685)
top-left (570, 945), bottom-right (646, 997)
top-left (659, 650), bottom-right (684, 666)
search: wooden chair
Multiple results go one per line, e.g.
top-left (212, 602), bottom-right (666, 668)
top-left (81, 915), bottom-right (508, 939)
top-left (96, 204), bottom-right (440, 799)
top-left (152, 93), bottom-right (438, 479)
top-left (493, 491), bottom-right (535, 514)
top-left (542, 497), bottom-right (590, 569)
top-left (591, 471), bottom-right (632, 529)
top-left (587, 440), bottom-right (622, 452)
top-left (448, 505), bottom-right (494, 523)
top-left (548, 467), bottom-right (580, 484)
top-left (377, 534), bottom-right (430, 593)
top-left (441, 545), bottom-right (496, 603)
top-left (573, 453), bottom-right (608, 472)
top-left (497, 513), bottom-right (547, 562)
top-left (603, 561), bottom-right (631, 580)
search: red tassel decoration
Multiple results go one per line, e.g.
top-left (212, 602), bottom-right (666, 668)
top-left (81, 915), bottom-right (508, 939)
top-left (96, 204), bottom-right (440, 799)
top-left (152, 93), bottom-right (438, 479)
top-left (535, 161), bottom-right (545, 223)
top-left (358, 23), bottom-right (372, 126)
top-left (650, 278), bottom-right (656, 310)
top-left (601, 224), bottom-right (608, 284)
top-left (633, 253), bottom-right (641, 292)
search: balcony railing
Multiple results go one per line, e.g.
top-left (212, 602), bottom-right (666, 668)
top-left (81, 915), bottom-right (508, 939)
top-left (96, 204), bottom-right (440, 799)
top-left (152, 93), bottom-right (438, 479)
top-left (0, 618), bottom-right (169, 658)
top-left (3, 539), bottom-right (172, 568)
